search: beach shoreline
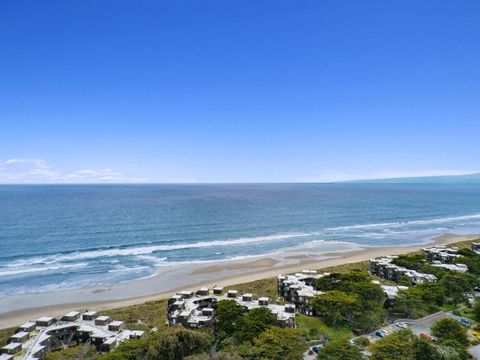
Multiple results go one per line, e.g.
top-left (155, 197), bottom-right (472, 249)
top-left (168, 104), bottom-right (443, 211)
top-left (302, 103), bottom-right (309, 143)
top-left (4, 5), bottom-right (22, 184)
top-left (0, 232), bottom-right (478, 330)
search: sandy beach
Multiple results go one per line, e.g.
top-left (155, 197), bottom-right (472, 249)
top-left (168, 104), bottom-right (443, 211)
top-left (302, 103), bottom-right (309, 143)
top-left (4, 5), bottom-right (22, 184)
top-left (0, 232), bottom-right (477, 330)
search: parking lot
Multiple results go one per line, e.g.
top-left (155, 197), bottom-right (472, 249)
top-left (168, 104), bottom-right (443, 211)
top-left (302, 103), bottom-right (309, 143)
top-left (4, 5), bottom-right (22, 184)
top-left (360, 311), bottom-right (460, 343)
top-left (304, 310), bottom-right (474, 358)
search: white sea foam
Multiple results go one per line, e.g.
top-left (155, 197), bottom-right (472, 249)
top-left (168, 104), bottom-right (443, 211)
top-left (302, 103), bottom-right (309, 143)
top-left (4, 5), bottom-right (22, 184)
top-left (325, 213), bottom-right (480, 232)
top-left (108, 265), bottom-right (151, 273)
top-left (0, 262), bottom-right (88, 277)
top-left (3, 232), bottom-right (312, 268)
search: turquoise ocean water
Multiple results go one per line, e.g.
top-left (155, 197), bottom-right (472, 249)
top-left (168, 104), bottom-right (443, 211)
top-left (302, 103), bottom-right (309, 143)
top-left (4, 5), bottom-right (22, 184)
top-left (1, 183), bottom-right (480, 296)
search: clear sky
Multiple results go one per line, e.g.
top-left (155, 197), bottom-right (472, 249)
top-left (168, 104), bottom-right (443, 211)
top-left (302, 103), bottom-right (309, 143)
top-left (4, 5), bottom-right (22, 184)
top-left (1, 1), bottom-right (479, 183)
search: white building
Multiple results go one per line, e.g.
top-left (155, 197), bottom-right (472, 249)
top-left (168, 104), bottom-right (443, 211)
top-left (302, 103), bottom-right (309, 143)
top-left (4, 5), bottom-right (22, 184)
top-left (167, 288), bottom-right (296, 329)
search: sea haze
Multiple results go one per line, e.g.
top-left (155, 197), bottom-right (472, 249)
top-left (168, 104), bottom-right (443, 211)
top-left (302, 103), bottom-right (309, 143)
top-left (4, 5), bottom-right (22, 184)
top-left (1, 183), bottom-right (480, 296)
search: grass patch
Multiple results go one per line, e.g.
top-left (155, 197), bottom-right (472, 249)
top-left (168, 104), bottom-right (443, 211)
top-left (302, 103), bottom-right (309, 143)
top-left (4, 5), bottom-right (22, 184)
top-left (225, 278), bottom-right (277, 299)
top-left (319, 260), bottom-right (369, 273)
top-left (440, 303), bottom-right (456, 312)
top-left (457, 307), bottom-right (476, 320)
top-left (0, 327), bottom-right (15, 347)
top-left (447, 237), bottom-right (480, 250)
top-left (296, 315), bottom-right (354, 341)
top-left (103, 299), bottom-right (168, 331)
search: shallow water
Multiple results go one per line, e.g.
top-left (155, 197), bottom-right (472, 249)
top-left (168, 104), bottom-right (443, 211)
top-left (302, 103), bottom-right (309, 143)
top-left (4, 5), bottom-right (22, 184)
top-left (1, 183), bottom-right (480, 296)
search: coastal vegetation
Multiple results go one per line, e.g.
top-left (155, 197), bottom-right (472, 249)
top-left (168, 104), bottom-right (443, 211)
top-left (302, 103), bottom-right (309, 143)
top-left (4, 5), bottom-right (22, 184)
top-left (4, 237), bottom-right (480, 359)
top-left (313, 271), bottom-right (385, 332)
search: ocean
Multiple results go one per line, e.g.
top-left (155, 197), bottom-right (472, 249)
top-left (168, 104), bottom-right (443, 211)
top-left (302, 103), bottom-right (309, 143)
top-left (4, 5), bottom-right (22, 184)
top-left (1, 183), bottom-right (480, 297)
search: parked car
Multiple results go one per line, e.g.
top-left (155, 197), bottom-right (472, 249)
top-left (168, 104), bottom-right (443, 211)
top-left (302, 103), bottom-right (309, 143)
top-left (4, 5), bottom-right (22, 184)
top-left (312, 346), bottom-right (320, 354)
top-left (375, 330), bottom-right (388, 338)
top-left (395, 322), bottom-right (407, 329)
top-left (457, 318), bottom-right (472, 326)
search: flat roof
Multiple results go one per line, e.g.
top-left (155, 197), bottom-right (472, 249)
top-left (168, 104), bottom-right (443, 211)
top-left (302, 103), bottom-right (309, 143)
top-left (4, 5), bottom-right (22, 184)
top-left (103, 337), bottom-right (117, 345)
top-left (2, 342), bottom-right (21, 350)
top-left (11, 331), bottom-right (29, 338)
top-left (64, 311), bottom-right (80, 317)
top-left (109, 321), bottom-right (124, 326)
top-left (19, 321), bottom-right (36, 328)
top-left (84, 311), bottom-right (97, 315)
top-left (37, 316), bottom-right (54, 322)
top-left (96, 316), bottom-right (112, 321)
top-left (129, 330), bottom-right (145, 336)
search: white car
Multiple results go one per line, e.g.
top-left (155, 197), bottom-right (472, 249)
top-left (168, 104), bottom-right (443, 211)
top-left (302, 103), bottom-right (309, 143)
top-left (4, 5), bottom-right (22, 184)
top-left (395, 322), bottom-right (408, 329)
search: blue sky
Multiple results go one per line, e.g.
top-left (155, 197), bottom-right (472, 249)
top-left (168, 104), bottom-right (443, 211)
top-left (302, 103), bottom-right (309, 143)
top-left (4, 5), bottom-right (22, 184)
top-left (1, 1), bottom-right (479, 183)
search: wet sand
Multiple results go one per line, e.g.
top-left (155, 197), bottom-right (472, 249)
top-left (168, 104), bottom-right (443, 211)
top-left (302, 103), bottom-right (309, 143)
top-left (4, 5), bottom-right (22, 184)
top-left (0, 233), bottom-right (477, 330)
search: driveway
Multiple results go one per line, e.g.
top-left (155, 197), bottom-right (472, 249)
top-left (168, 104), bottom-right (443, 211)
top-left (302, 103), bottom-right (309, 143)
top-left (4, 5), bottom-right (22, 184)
top-left (359, 311), bottom-right (455, 343)
top-left (408, 311), bottom-right (453, 336)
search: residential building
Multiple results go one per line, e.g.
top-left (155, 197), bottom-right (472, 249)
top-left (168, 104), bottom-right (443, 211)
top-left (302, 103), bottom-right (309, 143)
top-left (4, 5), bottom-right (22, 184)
top-left (422, 246), bottom-right (462, 263)
top-left (277, 270), bottom-right (327, 316)
top-left (431, 262), bottom-right (468, 273)
top-left (5, 311), bottom-right (144, 359)
top-left (369, 257), bottom-right (437, 285)
top-left (472, 243), bottom-right (480, 254)
top-left (167, 287), bottom-right (296, 329)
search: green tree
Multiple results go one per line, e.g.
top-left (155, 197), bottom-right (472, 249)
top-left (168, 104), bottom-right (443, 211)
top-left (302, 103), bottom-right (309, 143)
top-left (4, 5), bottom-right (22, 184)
top-left (391, 290), bottom-right (428, 318)
top-left (391, 253), bottom-right (425, 271)
top-left (215, 300), bottom-right (245, 339)
top-left (474, 298), bottom-right (480, 321)
top-left (411, 337), bottom-right (440, 360)
top-left (353, 337), bottom-right (370, 347)
top-left (347, 281), bottom-right (385, 310)
top-left (439, 273), bottom-right (477, 305)
top-left (315, 273), bottom-right (343, 291)
top-left (370, 329), bottom-right (416, 360)
top-left (419, 264), bottom-right (448, 281)
top-left (456, 249), bottom-right (480, 275)
top-left (146, 328), bottom-right (213, 360)
top-left (235, 307), bottom-right (277, 343)
top-left (252, 327), bottom-right (307, 360)
top-left (409, 283), bottom-right (445, 306)
top-left (99, 339), bottom-right (147, 360)
top-left (314, 271), bottom-right (385, 331)
top-left (185, 353), bottom-right (243, 360)
top-left (313, 290), bottom-right (359, 326)
top-left (436, 340), bottom-right (468, 360)
top-left (316, 340), bottom-right (364, 360)
top-left (430, 318), bottom-right (468, 346)
top-left (46, 346), bottom-right (99, 360)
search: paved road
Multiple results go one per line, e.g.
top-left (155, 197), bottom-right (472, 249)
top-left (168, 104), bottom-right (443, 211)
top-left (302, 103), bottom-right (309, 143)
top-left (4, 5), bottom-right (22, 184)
top-left (305, 310), bottom-right (471, 358)
top-left (469, 344), bottom-right (480, 359)
top-left (408, 311), bottom-right (453, 336)
top-left (360, 311), bottom-right (457, 343)
top-left (362, 320), bottom-right (415, 343)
